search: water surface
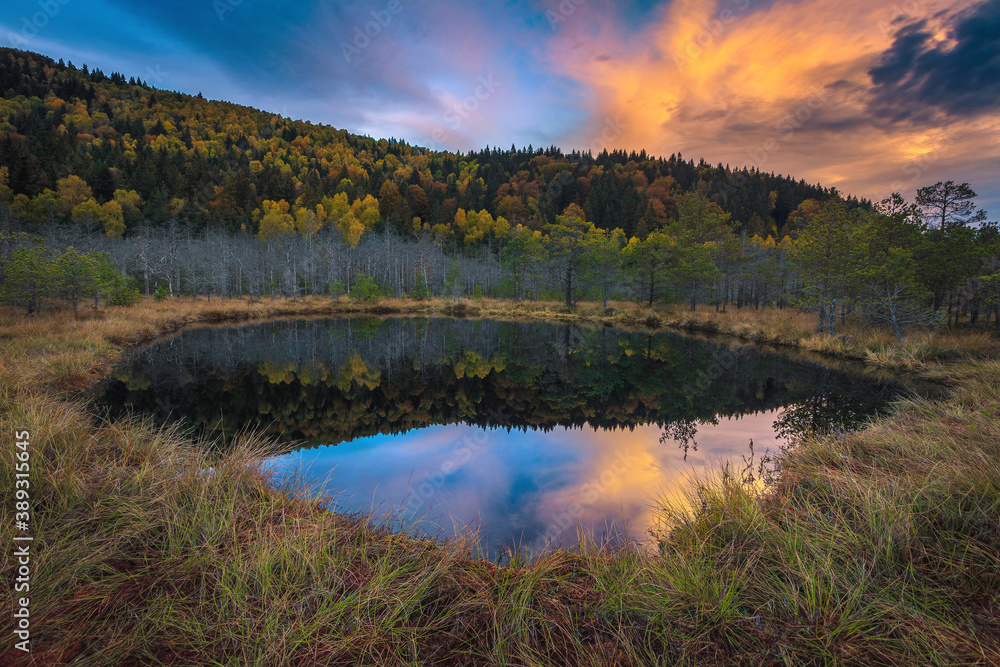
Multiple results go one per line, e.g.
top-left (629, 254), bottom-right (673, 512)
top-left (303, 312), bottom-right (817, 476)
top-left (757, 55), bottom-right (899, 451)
top-left (99, 317), bottom-right (912, 555)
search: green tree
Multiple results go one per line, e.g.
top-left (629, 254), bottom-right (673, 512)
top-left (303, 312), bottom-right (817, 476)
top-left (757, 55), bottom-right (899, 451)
top-left (351, 273), bottom-right (383, 303)
top-left (0, 242), bottom-right (57, 313)
top-left (444, 261), bottom-right (463, 301)
top-left (94, 252), bottom-right (140, 307)
top-left (671, 191), bottom-right (733, 243)
top-left (503, 227), bottom-right (547, 302)
top-left (789, 198), bottom-right (866, 334)
top-left (623, 232), bottom-right (676, 307)
top-left (28, 190), bottom-right (60, 226)
top-left (55, 246), bottom-right (99, 314)
top-left (911, 184), bottom-right (989, 319)
top-left (544, 204), bottom-right (601, 307)
top-left (852, 209), bottom-right (935, 339)
top-left (674, 242), bottom-right (718, 311)
top-left (584, 227), bottom-right (626, 308)
top-left (411, 273), bottom-right (432, 300)
top-left (669, 191), bottom-right (734, 310)
top-left (916, 181), bottom-right (987, 235)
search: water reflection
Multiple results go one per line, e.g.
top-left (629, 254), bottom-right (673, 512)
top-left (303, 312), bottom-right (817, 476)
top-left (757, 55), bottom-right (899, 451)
top-left (97, 317), bottom-right (913, 555)
top-left (269, 414), bottom-right (786, 556)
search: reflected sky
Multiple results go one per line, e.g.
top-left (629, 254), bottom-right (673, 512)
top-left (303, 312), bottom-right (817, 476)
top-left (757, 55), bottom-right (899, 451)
top-left (268, 411), bottom-right (785, 556)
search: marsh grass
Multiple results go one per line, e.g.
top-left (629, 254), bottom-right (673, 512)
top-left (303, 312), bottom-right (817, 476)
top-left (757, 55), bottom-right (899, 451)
top-left (1, 298), bottom-right (998, 665)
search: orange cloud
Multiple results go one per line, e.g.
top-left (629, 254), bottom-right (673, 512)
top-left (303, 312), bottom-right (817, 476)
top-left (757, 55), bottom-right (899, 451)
top-left (549, 0), bottom-right (999, 208)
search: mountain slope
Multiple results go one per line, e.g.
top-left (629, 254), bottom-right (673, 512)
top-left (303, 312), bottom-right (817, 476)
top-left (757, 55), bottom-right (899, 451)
top-left (0, 47), bottom-right (852, 238)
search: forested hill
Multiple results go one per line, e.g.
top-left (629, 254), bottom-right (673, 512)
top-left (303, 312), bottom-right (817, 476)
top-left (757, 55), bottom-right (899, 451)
top-left (0, 47), bottom-right (853, 238)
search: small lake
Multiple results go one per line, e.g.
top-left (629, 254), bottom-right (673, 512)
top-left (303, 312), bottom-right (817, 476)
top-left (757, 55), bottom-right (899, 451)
top-left (98, 317), bottom-right (915, 556)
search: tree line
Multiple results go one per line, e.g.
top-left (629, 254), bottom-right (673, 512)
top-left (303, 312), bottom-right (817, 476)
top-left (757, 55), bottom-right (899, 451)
top-left (0, 232), bottom-right (137, 313)
top-left (1, 178), bottom-right (997, 339)
top-left (0, 48), bottom-right (997, 337)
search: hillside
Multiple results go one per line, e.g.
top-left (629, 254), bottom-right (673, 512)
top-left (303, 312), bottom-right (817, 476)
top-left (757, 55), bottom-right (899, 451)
top-left (0, 47), bottom-right (847, 240)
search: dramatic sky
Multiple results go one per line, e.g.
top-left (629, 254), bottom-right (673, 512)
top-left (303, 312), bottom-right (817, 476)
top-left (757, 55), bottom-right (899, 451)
top-left (2, 0), bottom-right (998, 212)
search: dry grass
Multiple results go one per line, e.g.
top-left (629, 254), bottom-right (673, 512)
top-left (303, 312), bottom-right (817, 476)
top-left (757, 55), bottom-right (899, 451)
top-left (1, 297), bottom-right (998, 665)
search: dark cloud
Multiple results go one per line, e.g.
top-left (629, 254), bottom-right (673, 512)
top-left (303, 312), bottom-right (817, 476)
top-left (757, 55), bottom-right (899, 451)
top-left (868, 0), bottom-right (1000, 120)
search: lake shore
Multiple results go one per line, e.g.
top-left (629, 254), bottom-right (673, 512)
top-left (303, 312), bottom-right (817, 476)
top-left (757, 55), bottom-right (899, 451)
top-left (2, 297), bottom-right (998, 665)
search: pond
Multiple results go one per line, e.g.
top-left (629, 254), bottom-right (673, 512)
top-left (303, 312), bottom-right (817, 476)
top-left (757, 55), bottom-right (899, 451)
top-left (97, 317), bottom-right (915, 557)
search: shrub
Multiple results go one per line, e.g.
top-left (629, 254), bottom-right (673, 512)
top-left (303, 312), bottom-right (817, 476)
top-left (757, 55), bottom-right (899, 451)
top-left (351, 273), bottom-right (383, 303)
top-left (103, 275), bottom-right (141, 307)
top-left (411, 274), bottom-right (432, 301)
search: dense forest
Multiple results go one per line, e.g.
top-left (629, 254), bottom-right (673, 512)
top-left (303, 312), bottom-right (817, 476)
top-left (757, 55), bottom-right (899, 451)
top-left (1, 47), bottom-right (998, 337)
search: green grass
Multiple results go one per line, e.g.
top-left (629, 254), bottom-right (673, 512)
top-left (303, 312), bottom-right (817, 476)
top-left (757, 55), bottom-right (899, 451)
top-left (1, 298), bottom-right (998, 665)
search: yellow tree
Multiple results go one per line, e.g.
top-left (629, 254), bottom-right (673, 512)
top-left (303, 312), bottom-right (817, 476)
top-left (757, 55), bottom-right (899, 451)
top-left (101, 201), bottom-right (126, 238)
top-left (256, 200), bottom-right (296, 242)
top-left (57, 175), bottom-right (93, 217)
top-left (295, 205), bottom-right (325, 241)
top-left (464, 210), bottom-right (490, 246)
top-left (493, 215), bottom-right (511, 239)
top-left (351, 195), bottom-right (380, 231)
top-left (113, 189), bottom-right (144, 227)
top-left (71, 198), bottom-right (103, 227)
top-left (454, 208), bottom-right (468, 240)
top-left (337, 210), bottom-right (364, 249)
top-left (322, 192), bottom-right (350, 226)
top-left (0, 166), bottom-right (11, 204)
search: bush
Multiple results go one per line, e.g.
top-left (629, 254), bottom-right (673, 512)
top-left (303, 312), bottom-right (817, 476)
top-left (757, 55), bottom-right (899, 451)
top-left (103, 275), bottom-right (141, 307)
top-left (411, 274), bottom-right (432, 301)
top-left (351, 273), bottom-right (383, 303)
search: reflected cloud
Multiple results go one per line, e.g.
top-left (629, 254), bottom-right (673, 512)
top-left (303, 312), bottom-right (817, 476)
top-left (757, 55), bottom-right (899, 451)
top-left (270, 416), bottom-right (785, 555)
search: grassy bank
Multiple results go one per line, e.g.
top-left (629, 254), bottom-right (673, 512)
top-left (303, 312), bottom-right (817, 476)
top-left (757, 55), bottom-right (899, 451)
top-left (2, 297), bottom-right (998, 665)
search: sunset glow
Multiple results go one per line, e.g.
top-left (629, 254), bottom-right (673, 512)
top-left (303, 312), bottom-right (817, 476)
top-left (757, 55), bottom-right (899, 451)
top-left (2, 0), bottom-right (997, 207)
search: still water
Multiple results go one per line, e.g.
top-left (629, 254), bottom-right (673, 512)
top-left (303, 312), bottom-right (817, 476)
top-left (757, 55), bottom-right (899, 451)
top-left (98, 317), bottom-right (913, 555)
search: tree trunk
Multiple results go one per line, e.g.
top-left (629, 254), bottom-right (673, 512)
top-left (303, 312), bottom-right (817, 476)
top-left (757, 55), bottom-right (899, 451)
top-left (647, 268), bottom-right (654, 307)
top-left (890, 309), bottom-right (904, 341)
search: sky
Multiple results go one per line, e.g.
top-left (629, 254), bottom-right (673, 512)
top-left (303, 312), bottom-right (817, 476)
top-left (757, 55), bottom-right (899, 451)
top-left (1, 0), bottom-right (998, 212)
